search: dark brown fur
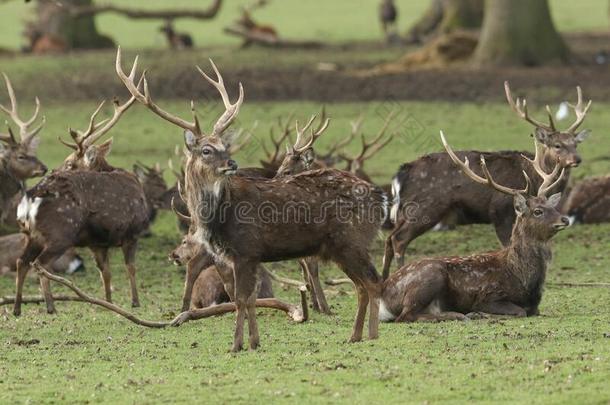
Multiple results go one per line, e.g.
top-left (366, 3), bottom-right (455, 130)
top-left (564, 175), bottom-right (610, 224)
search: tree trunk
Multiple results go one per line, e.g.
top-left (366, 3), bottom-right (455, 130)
top-left (26, 0), bottom-right (114, 51)
top-left (407, 0), bottom-right (483, 43)
top-left (473, 0), bottom-right (569, 66)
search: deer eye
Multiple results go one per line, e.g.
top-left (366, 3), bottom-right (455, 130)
top-left (17, 155), bottom-right (26, 160)
top-left (533, 208), bottom-right (544, 217)
top-left (201, 147), bottom-right (213, 156)
top-left (554, 144), bottom-right (562, 149)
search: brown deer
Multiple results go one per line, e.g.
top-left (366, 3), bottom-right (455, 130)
top-left (235, 1), bottom-right (278, 48)
top-left (380, 132), bottom-right (570, 322)
top-left (0, 74), bottom-right (47, 230)
top-left (13, 66), bottom-right (150, 316)
top-left (379, 0), bottom-right (399, 43)
top-left (384, 82), bottom-right (591, 275)
top-left (159, 20), bottom-right (194, 50)
top-left (169, 233), bottom-right (273, 309)
top-left (133, 162), bottom-right (169, 224)
top-left (0, 233), bottom-right (84, 276)
top-left (563, 175), bottom-right (610, 224)
top-left (117, 47), bottom-right (386, 351)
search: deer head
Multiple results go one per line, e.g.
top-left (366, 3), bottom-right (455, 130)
top-left (0, 73), bottom-right (47, 179)
top-left (59, 88), bottom-right (140, 171)
top-left (168, 232), bottom-right (199, 266)
top-left (275, 114), bottom-right (330, 176)
top-left (133, 161), bottom-right (168, 210)
top-left (505, 81), bottom-right (591, 169)
top-left (116, 46), bottom-right (242, 197)
top-left (441, 131), bottom-right (570, 242)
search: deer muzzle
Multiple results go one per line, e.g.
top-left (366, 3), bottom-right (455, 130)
top-left (218, 159), bottom-right (238, 175)
top-left (553, 216), bottom-right (571, 231)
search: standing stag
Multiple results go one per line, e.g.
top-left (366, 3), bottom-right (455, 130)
top-left (384, 82), bottom-right (591, 276)
top-left (380, 132), bottom-right (570, 322)
top-left (117, 47), bottom-right (387, 351)
top-left (0, 74), bottom-right (47, 230)
top-left (13, 69), bottom-right (150, 316)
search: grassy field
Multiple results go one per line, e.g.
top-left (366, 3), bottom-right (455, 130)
top-left (1, 100), bottom-right (610, 404)
top-left (0, 0), bottom-right (608, 50)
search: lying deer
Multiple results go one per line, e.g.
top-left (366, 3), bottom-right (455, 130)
top-left (384, 82), bottom-right (591, 274)
top-left (0, 73), bottom-right (47, 230)
top-left (380, 132), bottom-right (570, 322)
top-left (13, 67), bottom-right (150, 316)
top-left (169, 233), bottom-right (273, 309)
top-left (563, 175), bottom-right (610, 224)
top-left (0, 233), bottom-right (83, 276)
top-left (117, 47), bottom-right (386, 351)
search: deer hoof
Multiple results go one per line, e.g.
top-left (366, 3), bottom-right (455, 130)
top-left (348, 335), bottom-right (363, 343)
top-left (131, 301), bottom-right (140, 308)
top-left (465, 312), bottom-right (486, 320)
top-left (230, 343), bottom-right (244, 353)
top-left (13, 308), bottom-right (21, 317)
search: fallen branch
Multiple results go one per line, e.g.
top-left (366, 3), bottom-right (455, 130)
top-left (325, 278), bottom-right (353, 286)
top-left (34, 263), bottom-right (308, 328)
top-left (547, 282), bottom-right (610, 288)
top-left (265, 268), bottom-right (306, 288)
top-left (224, 26), bottom-right (323, 49)
top-left (66, 0), bottom-right (223, 20)
top-left (0, 294), bottom-right (85, 306)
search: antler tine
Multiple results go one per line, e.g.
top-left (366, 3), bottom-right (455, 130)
top-left (504, 81), bottom-right (554, 132)
top-left (299, 117), bottom-right (330, 153)
top-left (565, 85), bottom-right (592, 133)
top-left (441, 131), bottom-right (526, 196)
top-left (521, 137), bottom-right (564, 197)
top-left (293, 115), bottom-right (317, 152)
top-left (171, 197), bottom-right (191, 221)
top-left (116, 47), bottom-right (199, 135)
top-left (196, 59), bottom-right (244, 137)
top-left (1, 72), bottom-right (45, 142)
top-left (359, 109), bottom-right (396, 161)
top-left (230, 120), bottom-right (257, 154)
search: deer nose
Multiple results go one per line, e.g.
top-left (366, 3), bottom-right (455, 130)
top-left (561, 216), bottom-right (570, 226)
top-left (227, 159), bottom-right (238, 170)
top-left (40, 164), bottom-right (48, 174)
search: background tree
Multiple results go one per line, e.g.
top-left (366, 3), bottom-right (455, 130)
top-left (473, 0), bottom-right (569, 66)
top-left (407, 0), bottom-right (483, 43)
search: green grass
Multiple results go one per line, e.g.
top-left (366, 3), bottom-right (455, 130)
top-left (0, 0), bottom-right (608, 50)
top-left (1, 100), bottom-right (610, 403)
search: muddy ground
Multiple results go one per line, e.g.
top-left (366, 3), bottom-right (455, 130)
top-left (2, 32), bottom-right (610, 103)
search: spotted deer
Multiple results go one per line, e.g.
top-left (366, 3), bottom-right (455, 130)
top-left (380, 132), bottom-right (570, 322)
top-left (0, 74), bottom-right (47, 230)
top-left (13, 67), bottom-right (150, 316)
top-left (384, 82), bottom-right (591, 276)
top-left (563, 175), bottom-right (610, 224)
top-left (117, 47), bottom-right (386, 351)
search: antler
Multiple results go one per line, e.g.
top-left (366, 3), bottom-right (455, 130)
top-left (262, 112), bottom-right (294, 162)
top-left (320, 115), bottom-right (362, 161)
top-left (521, 138), bottom-right (565, 197)
top-left (229, 120), bottom-right (258, 154)
top-left (0, 73), bottom-right (45, 146)
top-left (196, 60), bottom-right (244, 137)
top-left (504, 81), bottom-right (555, 132)
top-left (340, 110), bottom-right (396, 164)
top-left (440, 131), bottom-right (530, 197)
top-left (59, 92), bottom-right (140, 152)
top-left (0, 126), bottom-right (18, 146)
top-left (565, 86), bottom-right (592, 133)
top-left (292, 114), bottom-right (330, 153)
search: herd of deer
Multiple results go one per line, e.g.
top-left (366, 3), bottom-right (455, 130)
top-left (1, 47), bottom-right (607, 352)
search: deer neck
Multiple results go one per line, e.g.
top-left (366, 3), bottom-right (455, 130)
top-left (184, 162), bottom-right (229, 246)
top-left (505, 219), bottom-right (552, 291)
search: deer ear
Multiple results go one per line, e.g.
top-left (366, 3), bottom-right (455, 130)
top-left (26, 136), bottom-right (40, 154)
top-left (97, 138), bottom-right (113, 158)
top-left (514, 194), bottom-right (529, 216)
top-left (547, 193), bottom-right (562, 208)
top-left (534, 128), bottom-right (551, 146)
top-left (574, 129), bottom-right (591, 144)
top-left (184, 130), bottom-right (197, 151)
top-left (133, 164), bottom-right (146, 182)
top-left (302, 149), bottom-right (315, 166)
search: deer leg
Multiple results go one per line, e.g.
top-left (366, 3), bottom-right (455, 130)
top-left (301, 257), bottom-right (331, 315)
top-left (234, 261), bottom-right (260, 351)
top-left (181, 252), bottom-right (212, 311)
top-left (121, 241), bottom-right (140, 308)
top-left (394, 264), bottom-right (447, 323)
top-left (34, 247), bottom-right (68, 314)
top-left (413, 312), bottom-right (467, 322)
top-left (13, 242), bottom-right (43, 316)
top-left (298, 259), bottom-right (319, 312)
top-left (92, 248), bottom-right (112, 303)
top-left (469, 301), bottom-right (527, 318)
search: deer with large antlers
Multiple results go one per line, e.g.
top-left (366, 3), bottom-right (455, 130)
top-left (384, 82), bottom-right (591, 276)
top-left (117, 47), bottom-right (386, 351)
top-left (0, 74), bottom-right (47, 230)
top-left (12, 68), bottom-right (150, 316)
top-left (379, 132), bottom-right (570, 322)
